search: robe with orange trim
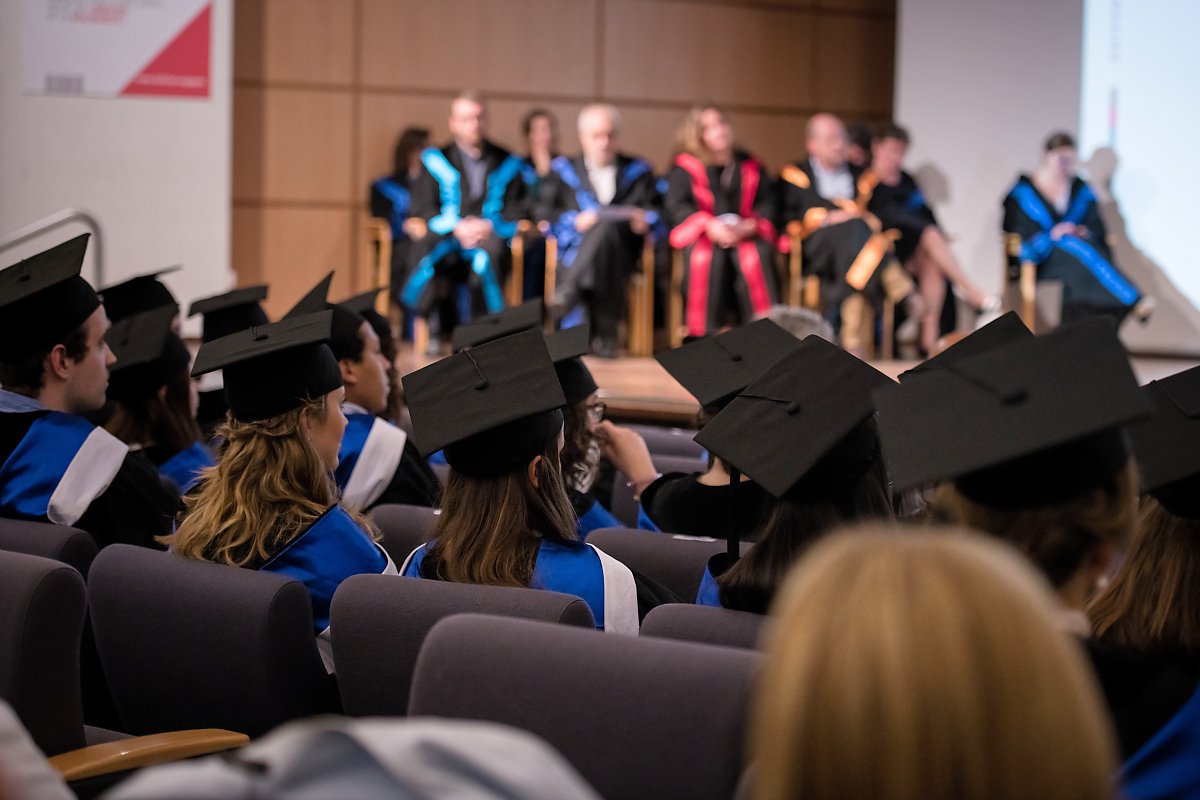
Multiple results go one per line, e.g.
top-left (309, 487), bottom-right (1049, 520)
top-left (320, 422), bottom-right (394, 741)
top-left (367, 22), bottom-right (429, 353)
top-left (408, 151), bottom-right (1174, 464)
top-left (665, 151), bottom-right (781, 337)
top-left (779, 159), bottom-right (896, 308)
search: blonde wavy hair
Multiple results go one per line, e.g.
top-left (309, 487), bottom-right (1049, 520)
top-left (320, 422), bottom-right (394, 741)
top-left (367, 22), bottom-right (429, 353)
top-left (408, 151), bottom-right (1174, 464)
top-left (673, 103), bottom-right (725, 163)
top-left (752, 525), bottom-right (1119, 800)
top-left (167, 396), bottom-right (372, 566)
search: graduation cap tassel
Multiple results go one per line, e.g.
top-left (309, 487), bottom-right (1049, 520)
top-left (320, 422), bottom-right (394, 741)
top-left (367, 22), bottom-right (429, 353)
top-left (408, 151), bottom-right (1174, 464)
top-left (727, 466), bottom-right (741, 562)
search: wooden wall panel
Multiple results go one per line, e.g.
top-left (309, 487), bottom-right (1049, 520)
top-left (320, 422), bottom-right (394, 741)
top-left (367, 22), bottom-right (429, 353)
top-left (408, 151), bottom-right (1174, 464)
top-left (234, 0), bottom-right (355, 84)
top-left (360, 0), bottom-right (597, 95)
top-left (603, 0), bottom-right (815, 108)
top-left (616, 106), bottom-right (811, 171)
top-left (815, 14), bottom-right (895, 115)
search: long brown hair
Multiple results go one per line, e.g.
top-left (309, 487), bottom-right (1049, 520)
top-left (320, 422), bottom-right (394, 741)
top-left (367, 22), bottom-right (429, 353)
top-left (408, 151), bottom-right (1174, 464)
top-left (559, 396), bottom-right (596, 491)
top-left (753, 526), bottom-right (1119, 800)
top-left (673, 103), bottom-right (725, 163)
top-left (1089, 497), bottom-right (1200, 656)
top-left (423, 434), bottom-right (578, 587)
top-left (717, 452), bottom-right (893, 613)
top-left (936, 460), bottom-right (1138, 588)
top-left (167, 396), bottom-right (372, 566)
top-left (106, 367), bottom-right (202, 453)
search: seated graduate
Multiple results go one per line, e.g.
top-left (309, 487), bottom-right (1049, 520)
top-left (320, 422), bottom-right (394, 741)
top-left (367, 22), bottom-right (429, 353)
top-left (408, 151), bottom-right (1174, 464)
top-left (0, 234), bottom-right (177, 548)
top-left (171, 311), bottom-right (393, 672)
top-left (400, 329), bottom-right (647, 632)
top-left (867, 124), bottom-right (999, 354)
top-left (1085, 364), bottom-right (1200, 794)
top-left (97, 265), bottom-right (183, 330)
top-left (400, 91), bottom-right (528, 352)
top-left (284, 273), bottom-right (439, 510)
top-left (642, 319), bottom-right (800, 540)
top-left (751, 527), bottom-right (1118, 800)
top-left (539, 104), bottom-right (659, 357)
top-left (520, 107), bottom-right (560, 198)
top-left (187, 285), bottom-right (270, 438)
top-left (1003, 132), bottom-right (1152, 324)
top-left (338, 289), bottom-right (404, 425)
top-left (665, 104), bottom-right (781, 338)
top-left (370, 126), bottom-right (430, 307)
top-left (104, 306), bottom-right (213, 495)
top-left (692, 335), bottom-right (895, 613)
top-left (779, 113), bottom-right (925, 358)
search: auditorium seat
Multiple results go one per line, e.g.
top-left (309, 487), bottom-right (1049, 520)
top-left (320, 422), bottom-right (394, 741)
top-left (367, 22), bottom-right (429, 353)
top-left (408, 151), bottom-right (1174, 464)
top-left (0, 517), bottom-right (98, 578)
top-left (368, 503), bottom-right (439, 565)
top-left (330, 574), bottom-right (594, 717)
top-left (584, 528), bottom-right (749, 606)
top-left (626, 423), bottom-right (704, 458)
top-left (409, 614), bottom-right (760, 800)
top-left (88, 545), bottom-right (338, 739)
top-left (609, 454), bottom-right (707, 526)
top-left (0, 549), bottom-right (246, 795)
top-left (640, 603), bottom-right (766, 650)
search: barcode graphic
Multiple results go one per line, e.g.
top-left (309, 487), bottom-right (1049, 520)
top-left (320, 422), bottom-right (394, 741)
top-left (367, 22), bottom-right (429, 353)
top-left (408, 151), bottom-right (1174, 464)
top-left (45, 74), bottom-right (83, 94)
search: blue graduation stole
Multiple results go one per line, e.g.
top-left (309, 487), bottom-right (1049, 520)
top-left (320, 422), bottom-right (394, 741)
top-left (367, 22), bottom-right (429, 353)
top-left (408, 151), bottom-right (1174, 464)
top-left (260, 505), bottom-right (388, 633)
top-left (695, 565), bottom-right (722, 607)
top-left (549, 156), bottom-right (658, 268)
top-left (0, 411), bottom-right (126, 525)
top-left (1122, 683), bottom-right (1200, 799)
top-left (576, 497), bottom-right (621, 538)
top-left (372, 176), bottom-right (411, 239)
top-left (158, 441), bottom-right (214, 494)
top-left (404, 538), bottom-right (609, 630)
top-left (334, 413), bottom-right (375, 493)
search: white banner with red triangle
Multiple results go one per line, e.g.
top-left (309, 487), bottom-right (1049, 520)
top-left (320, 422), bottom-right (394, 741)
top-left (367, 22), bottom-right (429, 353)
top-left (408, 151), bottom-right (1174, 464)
top-left (22, 0), bottom-right (211, 99)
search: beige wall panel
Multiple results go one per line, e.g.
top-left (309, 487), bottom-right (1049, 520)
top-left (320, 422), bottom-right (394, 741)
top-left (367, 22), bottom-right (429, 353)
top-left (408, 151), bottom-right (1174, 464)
top-left (616, 106), bottom-right (809, 172)
top-left (233, 207), bottom-right (356, 318)
top-left (235, 88), bottom-right (354, 203)
top-left (235, 0), bottom-right (355, 84)
top-left (603, 0), bottom-right (815, 108)
top-left (814, 14), bottom-right (894, 116)
top-left (360, 0), bottom-right (597, 96)
top-left (817, 0), bottom-right (895, 13)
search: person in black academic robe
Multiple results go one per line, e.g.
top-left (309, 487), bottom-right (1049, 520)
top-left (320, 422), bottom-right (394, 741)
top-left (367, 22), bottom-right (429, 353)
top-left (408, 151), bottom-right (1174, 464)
top-left (778, 113), bottom-right (923, 357)
top-left (665, 105), bottom-right (780, 338)
top-left (539, 104), bottom-right (661, 355)
top-left (400, 94), bottom-right (528, 348)
top-left (1003, 132), bottom-right (1149, 324)
top-left (369, 127), bottom-right (430, 310)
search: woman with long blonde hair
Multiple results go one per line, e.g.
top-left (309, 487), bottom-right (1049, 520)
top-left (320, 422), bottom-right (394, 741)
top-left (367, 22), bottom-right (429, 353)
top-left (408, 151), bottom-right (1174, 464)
top-left (169, 312), bottom-right (392, 671)
top-left (665, 103), bottom-right (781, 337)
top-left (753, 526), bottom-right (1119, 800)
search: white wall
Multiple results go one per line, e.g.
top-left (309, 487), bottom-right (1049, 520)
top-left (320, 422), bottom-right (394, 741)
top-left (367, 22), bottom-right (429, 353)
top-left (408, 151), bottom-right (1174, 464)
top-left (0, 0), bottom-right (233, 338)
top-left (895, 0), bottom-right (1200, 354)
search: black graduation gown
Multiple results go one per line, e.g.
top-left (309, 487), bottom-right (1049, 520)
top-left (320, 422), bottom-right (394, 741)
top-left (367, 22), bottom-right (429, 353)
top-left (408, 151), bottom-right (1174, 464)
top-left (665, 150), bottom-right (781, 336)
top-left (369, 172), bottom-right (417, 300)
top-left (538, 153), bottom-right (661, 339)
top-left (370, 439), bottom-right (441, 509)
top-left (0, 411), bottom-right (176, 550)
top-left (639, 471), bottom-right (772, 542)
top-left (1002, 175), bottom-right (1141, 318)
top-left (866, 169), bottom-right (938, 263)
top-left (778, 159), bottom-right (897, 307)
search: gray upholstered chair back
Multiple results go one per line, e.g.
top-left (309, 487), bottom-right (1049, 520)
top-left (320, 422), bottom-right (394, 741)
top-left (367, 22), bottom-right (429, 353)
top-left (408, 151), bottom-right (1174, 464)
top-left (88, 545), bottom-right (337, 738)
top-left (626, 424), bottom-right (705, 458)
top-left (587, 528), bottom-right (744, 603)
top-left (610, 454), bottom-right (707, 525)
top-left (0, 549), bottom-right (87, 755)
top-left (0, 517), bottom-right (98, 578)
top-left (409, 614), bottom-right (761, 800)
top-left (640, 603), bottom-right (767, 650)
top-left (368, 503), bottom-right (438, 565)
top-left (331, 574), bottom-right (594, 717)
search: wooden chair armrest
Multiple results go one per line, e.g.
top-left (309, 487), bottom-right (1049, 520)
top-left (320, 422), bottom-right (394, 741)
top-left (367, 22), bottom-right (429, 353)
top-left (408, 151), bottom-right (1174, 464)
top-left (365, 217), bottom-right (392, 245)
top-left (49, 729), bottom-right (249, 782)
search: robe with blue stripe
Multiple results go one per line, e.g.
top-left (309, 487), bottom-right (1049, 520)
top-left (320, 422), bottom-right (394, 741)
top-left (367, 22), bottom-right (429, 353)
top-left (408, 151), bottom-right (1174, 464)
top-left (335, 409), bottom-right (439, 512)
top-left (154, 441), bottom-right (215, 495)
top-left (402, 141), bottom-right (528, 321)
top-left (0, 408), bottom-right (176, 548)
top-left (402, 537), bottom-right (639, 634)
top-left (369, 175), bottom-right (413, 241)
top-left (260, 504), bottom-right (395, 671)
top-left (1122, 681), bottom-right (1200, 799)
top-left (1003, 174), bottom-right (1140, 315)
top-left (568, 487), bottom-right (621, 538)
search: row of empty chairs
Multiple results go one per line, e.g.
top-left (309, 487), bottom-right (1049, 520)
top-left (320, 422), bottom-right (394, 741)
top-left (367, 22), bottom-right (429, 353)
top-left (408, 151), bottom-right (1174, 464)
top-left (0, 514), bottom-right (764, 797)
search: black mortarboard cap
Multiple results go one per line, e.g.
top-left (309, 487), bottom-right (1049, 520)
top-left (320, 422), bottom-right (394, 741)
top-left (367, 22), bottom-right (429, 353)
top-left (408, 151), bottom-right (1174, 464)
top-left (900, 311), bottom-right (1033, 382)
top-left (283, 272), bottom-right (334, 319)
top-left (875, 318), bottom-right (1151, 508)
top-left (695, 336), bottom-right (892, 498)
top-left (655, 319), bottom-right (801, 411)
top-left (450, 300), bottom-right (544, 351)
top-left (403, 329), bottom-right (566, 477)
top-left (339, 289), bottom-right (392, 348)
top-left (107, 306), bottom-right (191, 403)
top-left (0, 234), bottom-right (100, 361)
top-left (188, 285), bottom-right (270, 343)
top-left (191, 311), bottom-right (343, 423)
top-left (98, 266), bottom-right (181, 323)
top-left (339, 289), bottom-right (384, 317)
top-left (1130, 365), bottom-right (1200, 518)
top-left (547, 325), bottom-right (597, 406)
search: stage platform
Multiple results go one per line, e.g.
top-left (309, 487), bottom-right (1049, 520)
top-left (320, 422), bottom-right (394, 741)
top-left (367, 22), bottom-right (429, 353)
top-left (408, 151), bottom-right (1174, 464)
top-left (396, 346), bottom-right (1200, 428)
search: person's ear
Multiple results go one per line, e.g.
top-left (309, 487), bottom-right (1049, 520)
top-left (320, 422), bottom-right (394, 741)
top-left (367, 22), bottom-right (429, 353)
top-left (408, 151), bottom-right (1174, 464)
top-left (157, 384), bottom-right (169, 403)
top-left (45, 344), bottom-right (72, 381)
top-left (527, 455), bottom-right (544, 489)
top-left (339, 359), bottom-right (357, 386)
top-left (1087, 539), bottom-right (1119, 590)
